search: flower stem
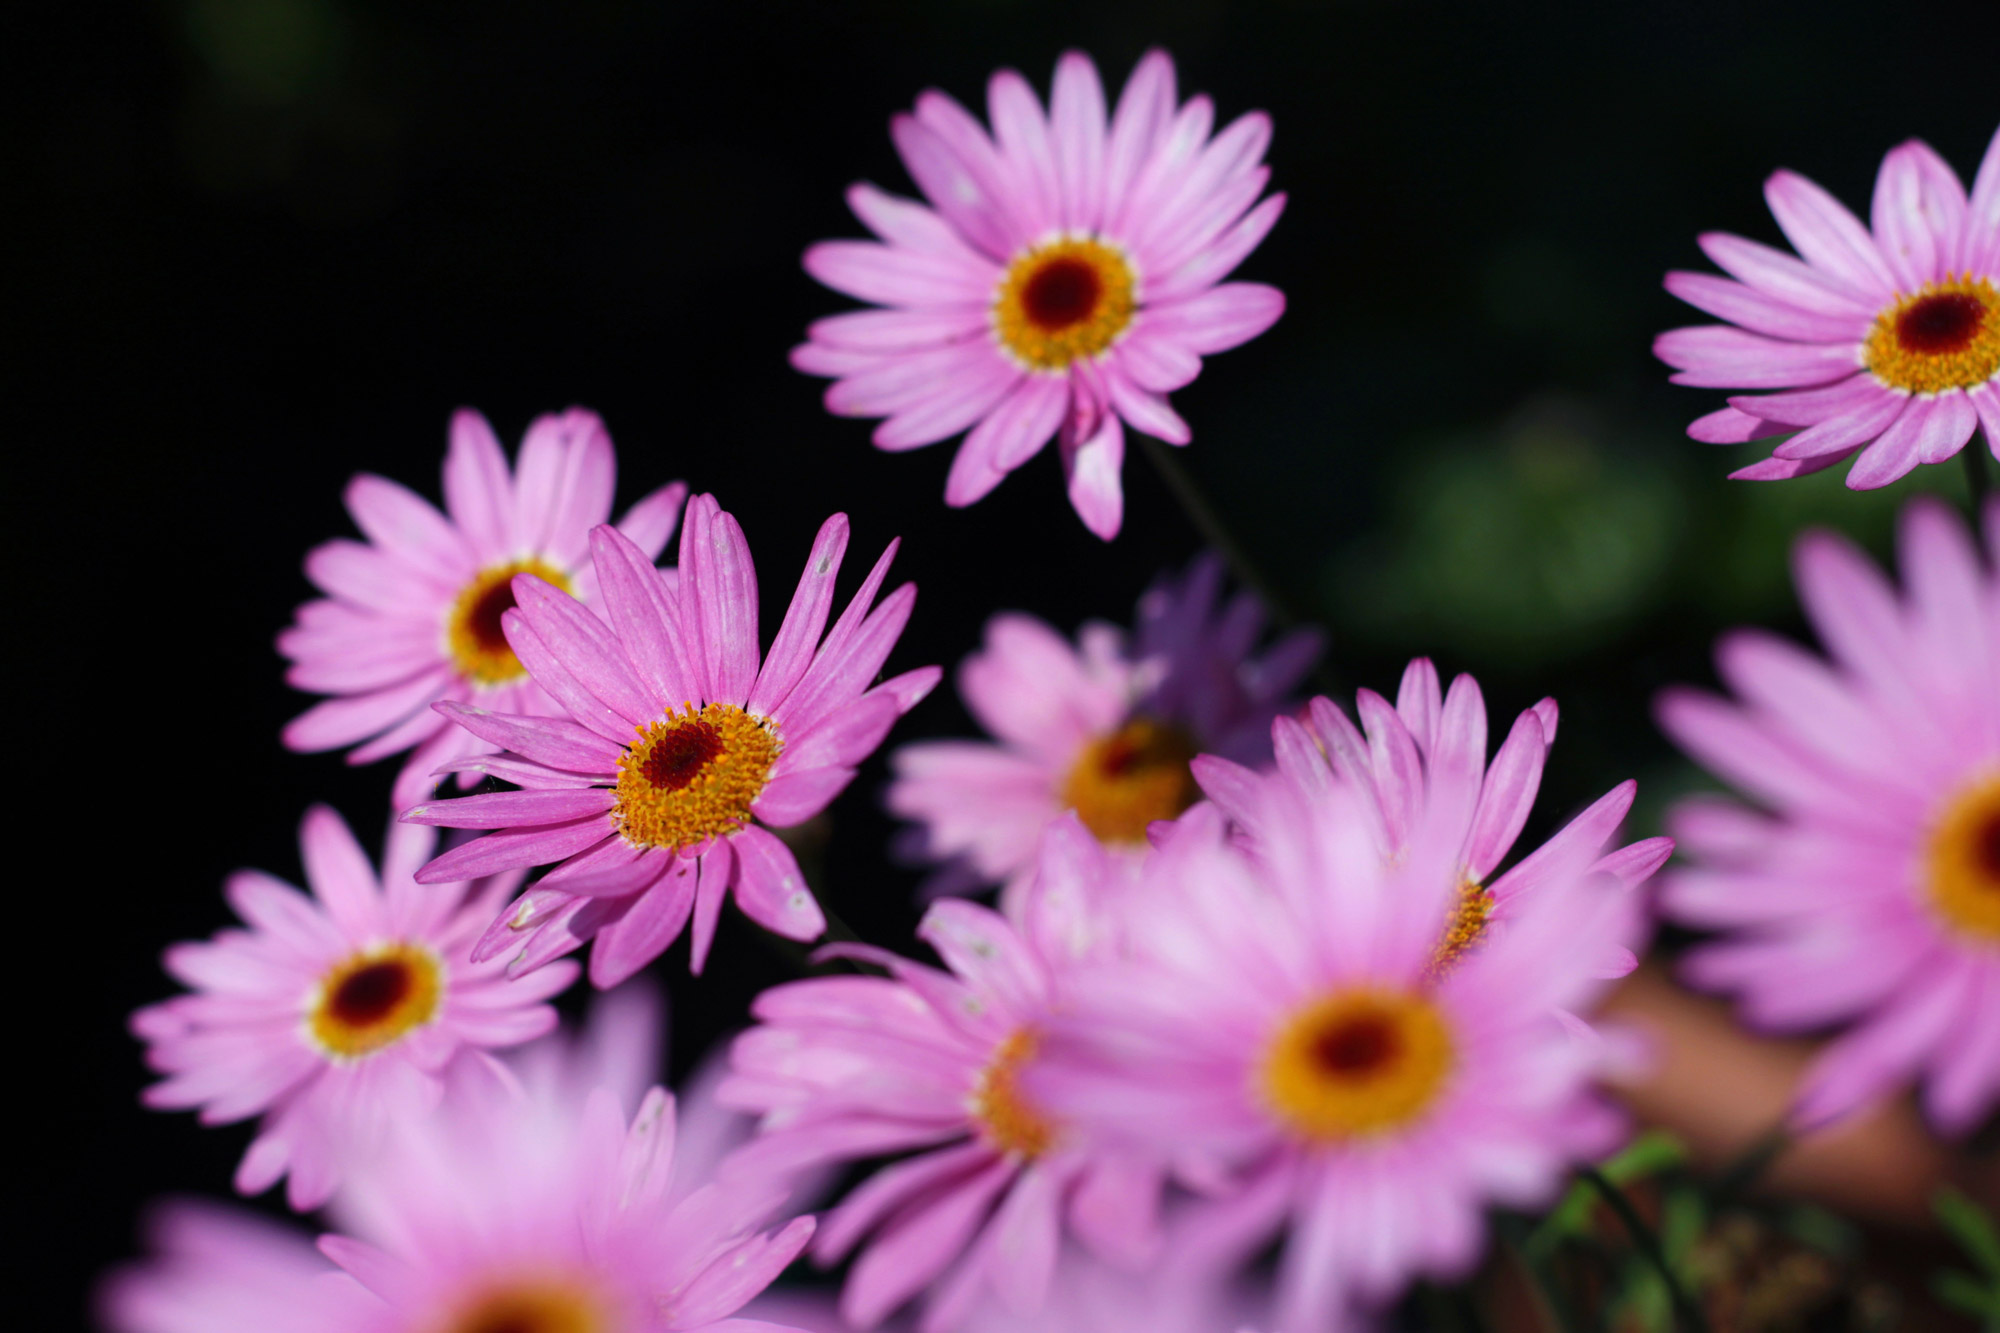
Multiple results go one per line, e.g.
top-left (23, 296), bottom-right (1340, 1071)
top-left (1578, 1165), bottom-right (1711, 1333)
top-left (1965, 441), bottom-right (1992, 513)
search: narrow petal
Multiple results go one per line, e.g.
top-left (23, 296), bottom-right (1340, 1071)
top-left (732, 825), bottom-right (827, 942)
top-left (1763, 169), bottom-right (1897, 297)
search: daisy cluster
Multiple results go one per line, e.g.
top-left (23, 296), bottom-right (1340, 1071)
top-left (106, 47), bottom-right (2000, 1333)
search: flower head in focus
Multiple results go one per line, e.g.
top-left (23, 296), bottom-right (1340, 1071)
top-left (1656, 126), bottom-right (2000, 485)
top-left (719, 831), bottom-right (1168, 1333)
top-left (889, 553), bottom-right (1318, 908)
top-left (1032, 786), bottom-right (1645, 1333)
top-left (1195, 658), bottom-right (1671, 982)
top-left (1659, 496), bottom-right (2000, 1133)
top-left (793, 50), bottom-right (1287, 538)
top-left (281, 408), bottom-right (687, 809)
top-left (133, 807), bottom-right (575, 1210)
top-left (404, 495), bottom-right (939, 985)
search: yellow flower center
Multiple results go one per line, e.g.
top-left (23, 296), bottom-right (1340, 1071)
top-left (613, 703), bottom-right (781, 851)
top-left (970, 1029), bottom-right (1056, 1159)
top-left (307, 942), bottom-right (443, 1060)
top-left (1863, 276), bottom-right (2000, 395)
top-left (1925, 771), bottom-right (2000, 945)
top-left (1060, 716), bottom-right (1200, 847)
top-left (446, 558), bottom-right (574, 686)
top-left (1260, 988), bottom-right (1455, 1141)
top-left (435, 1277), bottom-right (610, 1333)
top-left (992, 237), bottom-right (1138, 371)
top-left (1425, 880), bottom-right (1495, 980)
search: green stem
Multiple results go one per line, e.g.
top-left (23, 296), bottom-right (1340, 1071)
top-left (1578, 1166), bottom-right (1711, 1333)
top-left (1965, 441), bottom-right (1992, 513)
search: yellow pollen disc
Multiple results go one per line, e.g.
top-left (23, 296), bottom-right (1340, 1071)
top-left (307, 942), bottom-right (443, 1060)
top-left (437, 1277), bottom-right (610, 1333)
top-left (1863, 275), bottom-right (2000, 395)
top-left (1061, 716), bottom-right (1200, 846)
top-left (446, 558), bottom-right (574, 685)
top-left (1260, 988), bottom-right (1455, 1142)
top-left (992, 236), bottom-right (1138, 371)
top-left (1925, 772), bottom-right (2000, 945)
top-left (970, 1029), bottom-right (1056, 1159)
top-left (1425, 880), bottom-right (1496, 980)
top-left (613, 702), bottom-right (781, 851)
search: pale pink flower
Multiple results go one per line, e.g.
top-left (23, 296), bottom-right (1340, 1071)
top-left (282, 408), bottom-right (687, 809)
top-left (1658, 496), bottom-right (2000, 1132)
top-left (718, 833), bottom-right (1168, 1333)
top-left (402, 496), bottom-right (939, 985)
top-left (1193, 658), bottom-right (1671, 981)
top-left (1656, 126), bottom-right (2000, 485)
top-left (793, 50), bottom-right (1286, 538)
top-left (133, 807), bottom-right (574, 1210)
top-left (890, 553), bottom-right (1318, 908)
top-left (1033, 786), bottom-right (1644, 1333)
top-left (98, 1200), bottom-right (375, 1333)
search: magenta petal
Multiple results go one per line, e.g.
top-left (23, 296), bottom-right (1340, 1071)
top-left (1687, 405), bottom-right (1789, 444)
top-left (1061, 410), bottom-right (1125, 540)
top-left (841, 1158), bottom-right (1016, 1330)
top-left (1464, 710), bottom-right (1547, 881)
top-left (816, 1142), bottom-right (995, 1263)
top-left (588, 524), bottom-right (694, 714)
top-left (687, 841), bottom-right (733, 975)
top-left (732, 825), bottom-right (827, 943)
top-left (680, 494), bottom-right (763, 707)
top-left (672, 1217), bottom-right (818, 1327)
top-left (587, 863), bottom-right (698, 987)
top-left (402, 787), bottom-right (614, 830)
top-left (442, 407), bottom-right (514, 556)
top-left (412, 817), bottom-right (612, 883)
top-left (750, 513), bottom-right (849, 717)
top-left (753, 766), bottom-right (856, 827)
top-left (537, 837), bottom-right (670, 898)
top-left (508, 576), bottom-right (656, 727)
top-left (431, 701), bottom-right (620, 774)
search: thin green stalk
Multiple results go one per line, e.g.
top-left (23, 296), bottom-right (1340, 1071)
top-left (1965, 442), bottom-right (1992, 513)
top-left (1578, 1165), bottom-right (1711, 1333)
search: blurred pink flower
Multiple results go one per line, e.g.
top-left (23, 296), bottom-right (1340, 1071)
top-left (1658, 496), bottom-right (2000, 1133)
top-left (403, 496), bottom-right (939, 984)
top-left (792, 50), bottom-right (1287, 538)
top-left (319, 987), bottom-right (816, 1333)
top-left (133, 807), bottom-right (574, 1210)
top-left (281, 408), bottom-right (687, 809)
top-left (889, 554), bottom-right (1318, 908)
top-left (719, 841), bottom-right (1168, 1333)
top-left (1032, 786), bottom-right (1644, 1333)
top-left (1656, 125), bottom-right (2000, 486)
top-left (98, 1200), bottom-right (375, 1333)
top-left (1194, 658), bottom-right (1671, 981)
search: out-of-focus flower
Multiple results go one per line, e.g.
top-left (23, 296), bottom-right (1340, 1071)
top-left (1033, 786), bottom-right (1644, 1333)
top-left (281, 408), bottom-right (687, 809)
top-left (1657, 126), bottom-right (2000, 486)
top-left (133, 808), bottom-right (574, 1210)
top-left (317, 987), bottom-right (816, 1333)
top-left (1658, 496), bottom-right (2000, 1133)
top-left (403, 497), bottom-right (939, 985)
top-left (107, 991), bottom-right (817, 1333)
top-left (792, 50), bottom-right (1286, 538)
top-left (719, 834), bottom-right (1167, 1333)
top-left (98, 1200), bottom-right (376, 1333)
top-left (1195, 658), bottom-right (1671, 981)
top-left (890, 554), bottom-right (1318, 907)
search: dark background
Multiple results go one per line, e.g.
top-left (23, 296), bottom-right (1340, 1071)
top-left (18, 0), bottom-right (1994, 1325)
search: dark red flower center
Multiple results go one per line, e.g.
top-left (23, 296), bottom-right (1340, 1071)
top-left (328, 960), bottom-right (413, 1027)
top-left (1021, 257), bottom-right (1103, 331)
top-left (1312, 1014), bottom-right (1401, 1077)
top-left (1979, 810), bottom-right (2000, 883)
top-left (465, 581), bottom-right (518, 652)
top-left (640, 718), bottom-right (726, 791)
top-left (1895, 291), bottom-right (1986, 355)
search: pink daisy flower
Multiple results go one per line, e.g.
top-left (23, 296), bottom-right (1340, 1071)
top-left (718, 837), bottom-right (1169, 1333)
top-left (889, 553), bottom-right (1319, 907)
top-left (1656, 125), bottom-right (2000, 485)
top-left (1193, 658), bottom-right (1672, 981)
top-left (1032, 785), bottom-right (1645, 1333)
top-left (1657, 496), bottom-right (2000, 1133)
top-left (792, 50), bottom-right (1287, 538)
top-left (98, 1200), bottom-right (377, 1333)
top-left (402, 496), bottom-right (940, 985)
top-left (319, 987), bottom-right (817, 1333)
top-left (132, 807), bottom-right (575, 1210)
top-left (282, 407), bottom-right (687, 809)
top-left (107, 991), bottom-right (817, 1333)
